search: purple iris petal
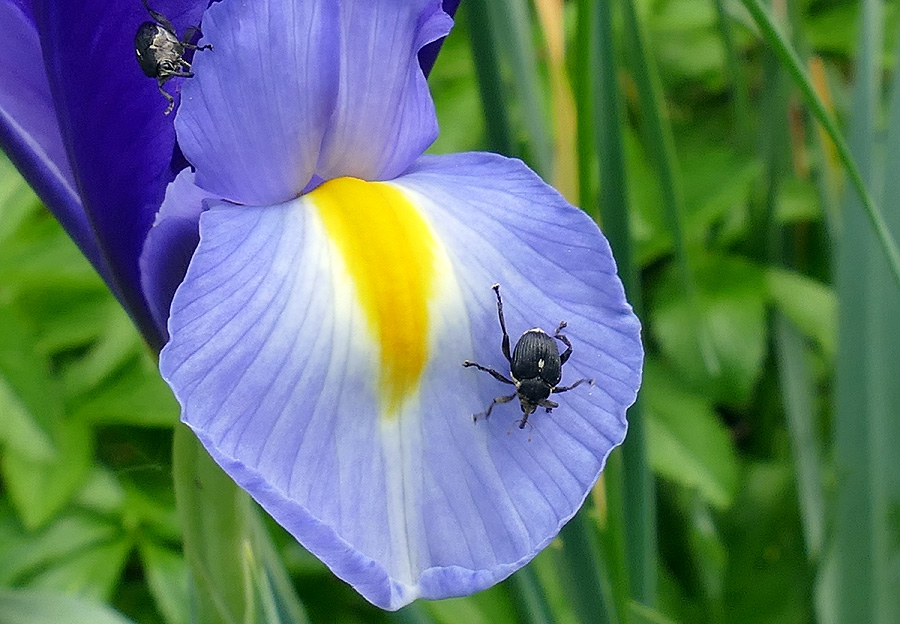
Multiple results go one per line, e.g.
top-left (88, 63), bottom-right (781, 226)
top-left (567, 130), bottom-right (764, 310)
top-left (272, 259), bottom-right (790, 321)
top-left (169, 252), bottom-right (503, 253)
top-left (159, 152), bottom-right (641, 609)
top-left (176, 0), bottom-right (340, 205)
top-left (147, 0), bottom-right (642, 610)
top-left (314, 0), bottom-right (452, 181)
top-left (33, 0), bottom-right (209, 348)
top-left (418, 0), bottom-right (461, 76)
top-left (139, 169), bottom-right (214, 336)
top-left (0, 0), bottom-right (115, 292)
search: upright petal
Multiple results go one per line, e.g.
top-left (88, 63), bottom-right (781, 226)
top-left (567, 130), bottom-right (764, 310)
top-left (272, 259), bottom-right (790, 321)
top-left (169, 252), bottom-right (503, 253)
top-left (0, 0), bottom-right (114, 291)
top-left (176, 0), bottom-right (340, 205)
top-left (315, 0), bottom-right (453, 182)
top-left (417, 0), bottom-right (461, 76)
top-left (33, 0), bottom-right (209, 348)
top-left (160, 153), bottom-right (641, 609)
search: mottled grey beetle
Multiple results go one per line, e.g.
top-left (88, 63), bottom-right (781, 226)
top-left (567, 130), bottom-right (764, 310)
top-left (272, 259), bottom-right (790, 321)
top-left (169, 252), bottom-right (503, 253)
top-left (463, 284), bottom-right (593, 430)
top-left (134, 0), bottom-right (211, 115)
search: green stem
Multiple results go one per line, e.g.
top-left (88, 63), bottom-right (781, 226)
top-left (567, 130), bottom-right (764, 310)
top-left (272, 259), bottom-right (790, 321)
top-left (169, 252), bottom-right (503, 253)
top-left (595, 0), bottom-right (655, 608)
top-left (506, 565), bottom-right (555, 624)
top-left (464, 0), bottom-right (514, 156)
top-left (559, 508), bottom-right (618, 624)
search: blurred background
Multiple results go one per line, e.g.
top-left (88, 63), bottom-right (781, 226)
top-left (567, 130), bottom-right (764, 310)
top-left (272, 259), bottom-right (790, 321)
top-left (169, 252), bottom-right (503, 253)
top-left (1, 0), bottom-right (898, 622)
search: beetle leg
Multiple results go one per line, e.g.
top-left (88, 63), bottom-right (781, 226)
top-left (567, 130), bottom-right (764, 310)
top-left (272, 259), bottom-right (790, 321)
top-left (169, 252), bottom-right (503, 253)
top-left (157, 81), bottom-right (175, 115)
top-left (515, 413), bottom-right (536, 431)
top-left (181, 26), bottom-right (213, 50)
top-left (473, 393), bottom-right (517, 422)
top-left (539, 398), bottom-right (558, 413)
top-left (553, 321), bottom-right (573, 365)
top-left (492, 284), bottom-right (512, 363)
top-left (141, 0), bottom-right (177, 33)
top-left (552, 378), bottom-right (593, 394)
top-left (462, 360), bottom-right (514, 385)
top-left (510, 418), bottom-right (535, 441)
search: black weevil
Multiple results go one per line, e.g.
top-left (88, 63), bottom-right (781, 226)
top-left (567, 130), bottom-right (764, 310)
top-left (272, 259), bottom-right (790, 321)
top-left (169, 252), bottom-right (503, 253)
top-left (134, 0), bottom-right (211, 115)
top-left (463, 284), bottom-right (593, 430)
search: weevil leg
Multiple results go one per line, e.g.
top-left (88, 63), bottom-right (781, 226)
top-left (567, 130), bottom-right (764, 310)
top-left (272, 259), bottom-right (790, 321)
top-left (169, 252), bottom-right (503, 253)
top-left (141, 0), bottom-right (177, 33)
top-left (157, 81), bottom-right (175, 115)
top-left (509, 418), bottom-right (535, 441)
top-left (462, 360), bottom-right (514, 385)
top-left (473, 393), bottom-right (516, 422)
top-left (539, 398), bottom-right (558, 413)
top-left (181, 26), bottom-right (213, 50)
top-left (492, 284), bottom-right (512, 363)
top-left (553, 321), bottom-right (573, 365)
top-left (552, 378), bottom-right (593, 394)
top-left (515, 412), bottom-right (536, 430)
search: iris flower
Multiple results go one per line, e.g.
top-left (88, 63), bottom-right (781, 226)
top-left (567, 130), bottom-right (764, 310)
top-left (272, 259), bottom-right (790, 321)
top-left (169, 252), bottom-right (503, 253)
top-left (1, 0), bottom-right (642, 611)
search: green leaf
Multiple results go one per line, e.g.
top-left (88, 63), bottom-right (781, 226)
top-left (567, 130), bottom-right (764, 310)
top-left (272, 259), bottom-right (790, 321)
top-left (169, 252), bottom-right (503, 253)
top-left (629, 601), bottom-right (679, 624)
top-left (0, 588), bottom-right (138, 624)
top-left (27, 536), bottom-right (133, 602)
top-left (721, 462), bottom-right (814, 623)
top-left (0, 155), bottom-right (41, 246)
top-left (1, 417), bottom-right (94, 530)
top-left (651, 254), bottom-right (766, 405)
top-left (643, 360), bottom-right (739, 509)
top-left (0, 304), bottom-right (62, 461)
top-left (73, 468), bottom-right (127, 517)
top-left (70, 353), bottom-right (179, 427)
top-left (61, 307), bottom-right (143, 398)
top-left (765, 269), bottom-right (835, 360)
top-left (140, 540), bottom-right (189, 624)
top-left (0, 514), bottom-right (121, 585)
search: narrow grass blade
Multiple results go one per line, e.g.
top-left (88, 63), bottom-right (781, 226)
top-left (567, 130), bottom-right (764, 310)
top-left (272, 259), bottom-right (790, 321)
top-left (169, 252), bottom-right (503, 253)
top-left (774, 314), bottom-right (825, 561)
top-left (463, 0), bottom-right (515, 156)
top-left (620, 0), bottom-right (719, 376)
top-left (506, 565), bottom-right (555, 624)
top-left (574, 0), bottom-right (598, 209)
top-left (712, 0), bottom-right (751, 147)
top-left (534, 0), bottom-right (578, 201)
top-left (833, 0), bottom-right (890, 621)
top-left (598, 451), bottom-right (638, 622)
top-left (740, 0), bottom-right (900, 289)
top-left (558, 507), bottom-right (618, 624)
top-left (867, 11), bottom-right (900, 617)
top-left (482, 0), bottom-right (553, 176)
top-left (595, 0), bottom-right (656, 608)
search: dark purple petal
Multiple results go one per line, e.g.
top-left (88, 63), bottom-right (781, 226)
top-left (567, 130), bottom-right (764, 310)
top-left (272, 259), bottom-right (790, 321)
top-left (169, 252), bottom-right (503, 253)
top-left (418, 0), bottom-right (461, 77)
top-left (33, 0), bottom-right (209, 349)
top-left (139, 169), bottom-right (213, 338)
top-left (0, 0), bottom-right (116, 292)
top-left (176, 0), bottom-right (340, 206)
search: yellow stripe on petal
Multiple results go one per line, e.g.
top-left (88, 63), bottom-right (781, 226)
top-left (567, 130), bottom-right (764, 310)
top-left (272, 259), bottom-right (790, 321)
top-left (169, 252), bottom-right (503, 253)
top-left (309, 177), bottom-right (436, 416)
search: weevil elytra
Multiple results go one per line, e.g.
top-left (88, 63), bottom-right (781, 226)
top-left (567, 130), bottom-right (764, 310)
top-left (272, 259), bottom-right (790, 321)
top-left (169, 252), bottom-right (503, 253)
top-left (463, 284), bottom-right (593, 430)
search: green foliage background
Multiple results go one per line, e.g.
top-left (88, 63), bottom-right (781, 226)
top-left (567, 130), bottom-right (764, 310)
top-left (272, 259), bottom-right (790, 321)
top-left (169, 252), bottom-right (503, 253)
top-left (1, 0), bottom-right (898, 622)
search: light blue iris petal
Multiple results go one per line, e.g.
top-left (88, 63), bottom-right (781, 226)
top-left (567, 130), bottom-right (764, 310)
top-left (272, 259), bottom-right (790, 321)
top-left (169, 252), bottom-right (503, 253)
top-left (159, 152), bottom-right (642, 610)
top-left (313, 0), bottom-right (452, 182)
top-left (175, 0), bottom-right (340, 206)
